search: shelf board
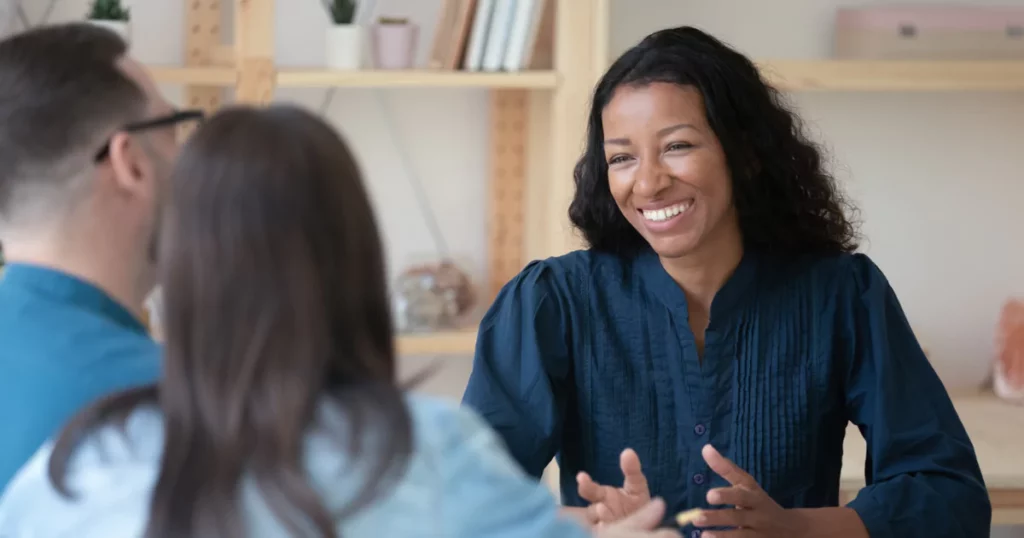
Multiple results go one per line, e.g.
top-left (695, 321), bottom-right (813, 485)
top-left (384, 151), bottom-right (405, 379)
top-left (148, 65), bottom-right (236, 86)
top-left (396, 329), bottom-right (477, 356)
top-left (276, 69), bottom-right (559, 89)
top-left (758, 60), bottom-right (1024, 91)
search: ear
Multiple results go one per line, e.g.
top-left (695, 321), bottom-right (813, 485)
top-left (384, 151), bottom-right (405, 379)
top-left (106, 131), bottom-right (155, 197)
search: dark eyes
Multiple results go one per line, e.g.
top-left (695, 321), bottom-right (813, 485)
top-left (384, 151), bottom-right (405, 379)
top-left (607, 142), bottom-right (693, 165)
top-left (608, 154), bottom-right (630, 165)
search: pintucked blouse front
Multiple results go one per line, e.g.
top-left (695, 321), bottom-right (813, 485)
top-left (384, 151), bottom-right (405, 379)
top-left (462, 247), bottom-right (991, 537)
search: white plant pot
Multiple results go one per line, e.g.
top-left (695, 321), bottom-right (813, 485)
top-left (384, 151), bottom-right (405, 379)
top-left (326, 24), bottom-right (363, 70)
top-left (88, 19), bottom-right (131, 44)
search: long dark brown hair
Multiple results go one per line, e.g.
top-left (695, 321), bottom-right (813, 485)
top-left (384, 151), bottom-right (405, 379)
top-left (47, 104), bottom-right (414, 537)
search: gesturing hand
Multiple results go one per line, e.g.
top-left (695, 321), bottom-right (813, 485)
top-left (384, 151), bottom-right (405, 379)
top-left (692, 444), bottom-right (809, 538)
top-left (597, 498), bottom-right (682, 538)
top-left (577, 448), bottom-right (651, 525)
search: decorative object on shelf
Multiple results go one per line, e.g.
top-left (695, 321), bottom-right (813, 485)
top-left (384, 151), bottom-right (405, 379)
top-left (86, 0), bottom-right (131, 44)
top-left (393, 260), bottom-right (476, 333)
top-left (994, 298), bottom-right (1024, 405)
top-left (324, 0), bottom-right (362, 70)
top-left (834, 5), bottom-right (1024, 60)
top-left (371, 16), bottom-right (418, 70)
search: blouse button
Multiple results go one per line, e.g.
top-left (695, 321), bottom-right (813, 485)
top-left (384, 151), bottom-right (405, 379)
top-left (692, 473), bottom-right (705, 485)
top-left (694, 423), bottom-right (707, 435)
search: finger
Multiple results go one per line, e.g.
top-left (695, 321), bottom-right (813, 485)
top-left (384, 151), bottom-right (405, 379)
top-left (654, 530), bottom-right (684, 538)
top-left (619, 449), bottom-right (650, 496)
top-left (694, 507), bottom-right (752, 529)
top-left (577, 472), bottom-right (607, 503)
top-left (702, 444), bottom-right (757, 488)
top-left (611, 497), bottom-right (666, 530)
top-left (587, 502), bottom-right (604, 524)
top-left (596, 501), bottom-right (616, 522)
top-left (706, 486), bottom-right (765, 508)
top-left (701, 530), bottom-right (758, 538)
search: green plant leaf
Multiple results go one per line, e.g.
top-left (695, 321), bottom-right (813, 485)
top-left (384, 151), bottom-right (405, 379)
top-left (324, 0), bottom-right (357, 25)
top-left (87, 0), bottom-right (130, 21)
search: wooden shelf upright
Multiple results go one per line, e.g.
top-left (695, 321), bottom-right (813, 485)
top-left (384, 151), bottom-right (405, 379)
top-left (166, 0), bottom-right (608, 356)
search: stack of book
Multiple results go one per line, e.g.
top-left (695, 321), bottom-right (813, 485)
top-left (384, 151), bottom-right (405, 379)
top-left (427, 0), bottom-right (554, 72)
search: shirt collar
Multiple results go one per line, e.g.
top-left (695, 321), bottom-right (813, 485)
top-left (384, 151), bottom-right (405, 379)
top-left (0, 263), bottom-right (148, 335)
top-left (636, 246), bottom-right (761, 324)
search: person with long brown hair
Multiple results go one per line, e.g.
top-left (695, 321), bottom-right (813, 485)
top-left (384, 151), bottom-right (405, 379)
top-left (0, 104), bottom-right (680, 538)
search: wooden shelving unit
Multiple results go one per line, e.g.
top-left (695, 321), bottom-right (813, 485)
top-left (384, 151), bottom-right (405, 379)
top-left (166, 0), bottom-right (607, 357)
top-left (276, 69), bottom-right (559, 89)
top-left (759, 60), bottom-right (1024, 91)
top-left (167, 2), bottom-right (1024, 357)
top-left (149, 66), bottom-right (235, 86)
top-left (397, 330), bottom-right (478, 356)
top-left (150, 60), bottom-right (1024, 92)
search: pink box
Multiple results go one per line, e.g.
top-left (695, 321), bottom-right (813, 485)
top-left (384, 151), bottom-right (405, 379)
top-left (835, 5), bottom-right (1024, 60)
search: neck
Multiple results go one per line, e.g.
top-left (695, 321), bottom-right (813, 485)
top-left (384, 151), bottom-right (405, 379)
top-left (659, 226), bottom-right (744, 313)
top-left (3, 226), bottom-right (150, 320)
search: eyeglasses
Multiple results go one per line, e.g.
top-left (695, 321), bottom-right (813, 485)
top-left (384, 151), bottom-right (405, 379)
top-left (94, 109), bottom-right (205, 162)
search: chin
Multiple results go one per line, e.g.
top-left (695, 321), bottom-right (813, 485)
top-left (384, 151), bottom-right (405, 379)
top-left (645, 235), bottom-right (703, 259)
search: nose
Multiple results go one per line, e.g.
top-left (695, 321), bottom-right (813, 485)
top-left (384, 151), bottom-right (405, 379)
top-left (633, 155), bottom-right (672, 198)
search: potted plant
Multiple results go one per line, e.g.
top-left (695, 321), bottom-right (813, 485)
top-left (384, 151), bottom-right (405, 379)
top-left (323, 0), bottom-right (361, 70)
top-left (372, 16), bottom-right (418, 70)
top-left (86, 0), bottom-right (131, 43)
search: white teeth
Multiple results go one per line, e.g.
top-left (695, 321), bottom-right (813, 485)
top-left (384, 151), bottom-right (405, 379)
top-left (641, 201), bottom-right (691, 222)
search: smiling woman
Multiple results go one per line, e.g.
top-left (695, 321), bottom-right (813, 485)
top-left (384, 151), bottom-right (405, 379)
top-left (462, 25), bottom-right (991, 538)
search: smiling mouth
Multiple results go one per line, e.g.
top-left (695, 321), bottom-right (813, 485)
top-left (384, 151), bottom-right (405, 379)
top-left (639, 200), bottom-right (693, 222)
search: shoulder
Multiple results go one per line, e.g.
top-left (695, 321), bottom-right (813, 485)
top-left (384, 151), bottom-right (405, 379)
top-left (496, 248), bottom-right (638, 301)
top-left (0, 407), bottom-right (163, 536)
top-left (402, 394), bottom-right (525, 474)
top-left (759, 251), bottom-right (888, 296)
top-left (404, 394), bottom-right (503, 454)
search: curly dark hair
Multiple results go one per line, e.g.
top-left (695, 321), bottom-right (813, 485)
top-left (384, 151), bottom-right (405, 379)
top-left (568, 26), bottom-right (860, 256)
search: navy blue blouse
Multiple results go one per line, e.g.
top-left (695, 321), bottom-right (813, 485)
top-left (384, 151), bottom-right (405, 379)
top-left (461, 247), bottom-right (991, 537)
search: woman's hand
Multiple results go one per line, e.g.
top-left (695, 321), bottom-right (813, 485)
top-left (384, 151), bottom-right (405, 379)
top-left (596, 498), bottom-right (682, 538)
top-left (577, 448), bottom-right (651, 525)
top-left (693, 444), bottom-right (810, 538)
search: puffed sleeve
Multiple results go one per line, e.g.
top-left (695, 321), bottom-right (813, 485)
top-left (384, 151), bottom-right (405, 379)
top-left (841, 254), bottom-right (991, 538)
top-left (461, 260), bottom-right (572, 478)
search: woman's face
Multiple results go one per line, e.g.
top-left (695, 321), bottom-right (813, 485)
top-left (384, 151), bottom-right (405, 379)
top-left (602, 82), bottom-right (738, 259)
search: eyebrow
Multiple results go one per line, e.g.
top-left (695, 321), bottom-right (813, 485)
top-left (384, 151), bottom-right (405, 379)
top-left (604, 123), bottom-right (696, 146)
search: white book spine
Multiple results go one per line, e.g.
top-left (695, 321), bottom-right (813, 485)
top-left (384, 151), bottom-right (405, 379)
top-left (463, 0), bottom-right (496, 71)
top-left (481, 0), bottom-right (517, 72)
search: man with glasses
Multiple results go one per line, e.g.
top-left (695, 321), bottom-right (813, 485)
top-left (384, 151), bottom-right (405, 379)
top-left (0, 23), bottom-right (201, 492)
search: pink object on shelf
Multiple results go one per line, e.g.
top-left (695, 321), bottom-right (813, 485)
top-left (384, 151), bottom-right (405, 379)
top-left (994, 299), bottom-right (1024, 405)
top-left (834, 5), bottom-right (1024, 60)
top-left (372, 22), bottom-right (419, 70)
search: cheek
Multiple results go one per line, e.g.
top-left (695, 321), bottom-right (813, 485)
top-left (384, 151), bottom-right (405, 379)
top-left (606, 168), bottom-right (634, 207)
top-left (666, 154), bottom-right (732, 203)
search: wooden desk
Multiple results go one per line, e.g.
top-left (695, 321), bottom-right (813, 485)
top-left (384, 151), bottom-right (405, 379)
top-left (840, 392), bottom-right (1024, 524)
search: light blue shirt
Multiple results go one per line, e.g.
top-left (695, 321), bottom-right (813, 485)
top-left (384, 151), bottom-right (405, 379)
top-left (0, 394), bottom-right (591, 538)
top-left (0, 264), bottom-right (160, 494)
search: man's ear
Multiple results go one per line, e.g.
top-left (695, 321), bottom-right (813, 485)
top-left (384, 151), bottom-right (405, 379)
top-left (107, 132), bottom-right (153, 195)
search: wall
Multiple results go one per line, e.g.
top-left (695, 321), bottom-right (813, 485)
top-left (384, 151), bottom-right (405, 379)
top-left (26, 0), bottom-right (1022, 533)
